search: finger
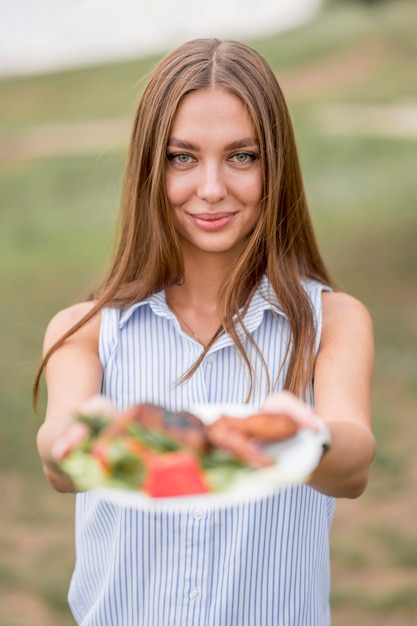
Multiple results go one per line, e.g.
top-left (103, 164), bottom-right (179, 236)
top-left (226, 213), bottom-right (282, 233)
top-left (51, 422), bottom-right (89, 461)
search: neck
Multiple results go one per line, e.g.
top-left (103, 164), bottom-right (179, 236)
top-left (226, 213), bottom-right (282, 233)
top-left (164, 248), bottom-right (235, 345)
top-left (165, 277), bottom-right (219, 319)
top-left (168, 248), bottom-right (235, 311)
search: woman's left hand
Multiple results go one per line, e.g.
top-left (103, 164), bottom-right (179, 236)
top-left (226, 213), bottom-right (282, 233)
top-left (207, 391), bottom-right (317, 469)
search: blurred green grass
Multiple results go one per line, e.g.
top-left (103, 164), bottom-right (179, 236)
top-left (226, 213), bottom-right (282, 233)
top-left (1, 1), bottom-right (416, 624)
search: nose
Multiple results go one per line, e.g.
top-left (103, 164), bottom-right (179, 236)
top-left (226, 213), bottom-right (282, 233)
top-left (197, 163), bottom-right (227, 204)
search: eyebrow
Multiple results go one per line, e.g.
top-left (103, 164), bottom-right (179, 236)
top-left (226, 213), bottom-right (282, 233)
top-left (167, 137), bottom-right (259, 150)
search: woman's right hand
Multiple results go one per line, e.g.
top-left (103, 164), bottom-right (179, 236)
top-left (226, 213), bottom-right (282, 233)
top-left (36, 302), bottom-right (104, 492)
top-left (38, 396), bottom-right (119, 492)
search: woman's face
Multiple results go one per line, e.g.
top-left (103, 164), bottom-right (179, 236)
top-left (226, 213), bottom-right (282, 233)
top-left (165, 87), bottom-right (263, 261)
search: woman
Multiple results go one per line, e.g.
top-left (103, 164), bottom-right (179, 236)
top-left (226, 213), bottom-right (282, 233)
top-left (35, 38), bottom-right (375, 626)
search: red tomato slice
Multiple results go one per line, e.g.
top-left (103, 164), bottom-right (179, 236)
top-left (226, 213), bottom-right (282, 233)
top-left (143, 451), bottom-right (210, 498)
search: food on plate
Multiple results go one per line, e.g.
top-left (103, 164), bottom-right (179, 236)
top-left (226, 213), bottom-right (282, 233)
top-left (116, 403), bottom-right (210, 454)
top-left (58, 401), bottom-right (301, 498)
top-left (143, 451), bottom-right (210, 498)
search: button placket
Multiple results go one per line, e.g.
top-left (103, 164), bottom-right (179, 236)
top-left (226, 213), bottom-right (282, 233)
top-left (183, 507), bottom-right (209, 608)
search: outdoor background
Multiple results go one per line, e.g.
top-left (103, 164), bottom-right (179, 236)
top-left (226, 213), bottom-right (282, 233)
top-left (1, 0), bottom-right (416, 624)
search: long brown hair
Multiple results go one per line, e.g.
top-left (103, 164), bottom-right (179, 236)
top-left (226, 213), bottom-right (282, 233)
top-left (33, 38), bottom-right (333, 406)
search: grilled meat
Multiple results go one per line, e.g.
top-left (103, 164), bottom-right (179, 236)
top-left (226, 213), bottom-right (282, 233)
top-left (111, 403), bottom-right (209, 454)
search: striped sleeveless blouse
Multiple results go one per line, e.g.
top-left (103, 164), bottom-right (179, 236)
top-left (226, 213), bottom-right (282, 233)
top-left (68, 276), bottom-right (335, 626)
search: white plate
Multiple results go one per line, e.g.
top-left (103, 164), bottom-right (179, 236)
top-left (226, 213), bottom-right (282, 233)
top-left (95, 403), bottom-right (330, 510)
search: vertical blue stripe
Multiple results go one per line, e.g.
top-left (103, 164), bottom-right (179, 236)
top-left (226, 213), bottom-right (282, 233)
top-left (68, 277), bottom-right (334, 625)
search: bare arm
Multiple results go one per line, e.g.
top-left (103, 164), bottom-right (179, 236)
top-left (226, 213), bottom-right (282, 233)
top-left (36, 302), bottom-right (103, 492)
top-left (308, 291), bottom-right (376, 498)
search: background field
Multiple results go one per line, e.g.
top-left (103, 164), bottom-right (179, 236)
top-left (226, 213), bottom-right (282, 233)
top-left (1, 1), bottom-right (416, 624)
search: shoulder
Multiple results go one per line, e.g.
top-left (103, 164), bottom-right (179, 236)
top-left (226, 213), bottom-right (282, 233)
top-left (320, 291), bottom-right (374, 351)
top-left (44, 301), bottom-right (101, 354)
top-left (322, 291), bottom-right (373, 326)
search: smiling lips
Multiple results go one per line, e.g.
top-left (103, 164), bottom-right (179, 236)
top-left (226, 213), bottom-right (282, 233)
top-left (190, 212), bottom-right (236, 231)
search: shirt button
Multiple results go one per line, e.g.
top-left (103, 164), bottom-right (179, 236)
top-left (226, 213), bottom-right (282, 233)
top-left (192, 508), bottom-right (204, 520)
top-left (189, 588), bottom-right (200, 600)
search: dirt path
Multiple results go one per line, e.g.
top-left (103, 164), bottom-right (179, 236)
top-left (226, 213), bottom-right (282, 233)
top-left (313, 102), bottom-right (417, 138)
top-left (0, 117), bottom-right (133, 167)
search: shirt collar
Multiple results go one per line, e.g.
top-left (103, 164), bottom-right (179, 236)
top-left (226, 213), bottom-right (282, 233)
top-left (118, 276), bottom-right (287, 332)
top-left (118, 290), bottom-right (173, 328)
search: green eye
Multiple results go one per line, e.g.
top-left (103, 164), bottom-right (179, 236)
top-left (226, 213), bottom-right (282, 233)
top-left (231, 152), bottom-right (259, 164)
top-left (167, 152), bottom-right (194, 165)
